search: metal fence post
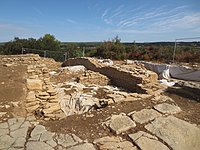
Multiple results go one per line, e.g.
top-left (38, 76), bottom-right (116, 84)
top-left (44, 51), bottom-right (46, 57)
top-left (64, 52), bottom-right (67, 61)
top-left (82, 47), bottom-right (85, 57)
top-left (21, 48), bottom-right (24, 54)
top-left (172, 39), bottom-right (177, 64)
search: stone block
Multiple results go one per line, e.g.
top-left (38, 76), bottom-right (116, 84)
top-left (26, 79), bottom-right (43, 90)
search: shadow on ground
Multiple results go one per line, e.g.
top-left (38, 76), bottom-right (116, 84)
top-left (165, 84), bottom-right (200, 103)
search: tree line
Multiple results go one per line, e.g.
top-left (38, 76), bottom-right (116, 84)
top-left (0, 34), bottom-right (200, 63)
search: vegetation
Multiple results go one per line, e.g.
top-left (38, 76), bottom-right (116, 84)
top-left (0, 34), bottom-right (200, 63)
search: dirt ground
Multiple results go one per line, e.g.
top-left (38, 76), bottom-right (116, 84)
top-left (43, 90), bottom-right (200, 142)
top-left (0, 64), bottom-right (27, 121)
top-left (0, 59), bottom-right (200, 143)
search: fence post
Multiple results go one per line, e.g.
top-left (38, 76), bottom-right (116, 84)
top-left (172, 39), bottom-right (177, 64)
top-left (44, 51), bottom-right (46, 58)
top-left (82, 47), bottom-right (85, 57)
top-left (21, 47), bottom-right (24, 54)
top-left (64, 52), bottom-right (67, 61)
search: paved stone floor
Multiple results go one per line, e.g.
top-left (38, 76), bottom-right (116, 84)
top-left (0, 103), bottom-right (200, 150)
top-left (0, 117), bottom-right (95, 150)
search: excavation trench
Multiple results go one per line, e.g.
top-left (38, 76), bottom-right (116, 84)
top-left (62, 57), bottom-right (157, 93)
top-left (56, 57), bottom-right (159, 117)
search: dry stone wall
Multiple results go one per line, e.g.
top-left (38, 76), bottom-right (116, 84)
top-left (1, 54), bottom-right (65, 120)
top-left (62, 57), bottom-right (158, 93)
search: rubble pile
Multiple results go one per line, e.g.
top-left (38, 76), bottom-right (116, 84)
top-left (56, 82), bottom-right (153, 116)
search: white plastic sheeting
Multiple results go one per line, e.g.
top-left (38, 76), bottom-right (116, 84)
top-left (139, 61), bottom-right (170, 79)
top-left (127, 60), bottom-right (200, 82)
top-left (170, 66), bottom-right (200, 81)
top-left (159, 79), bottom-right (176, 87)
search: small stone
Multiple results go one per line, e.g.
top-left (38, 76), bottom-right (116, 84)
top-left (36, 91), bottom-right (49, 97)
top-left (26, 115), bottom-right (36, 121)
top-left (66, 143), bottom-right (96, 150)
top-left (13, 137), bottom-right (26, 148)
top-left (8, 118), bottom-right (17, 126)
top-left (0, 122), bottom-right (8, 129)
top-left (129, 131), bottom-right (169, 150)
top-left (41, 96), bottom-right (51, 101)
top-left (72, 134), bottom-right (82, 143)
top-left (26, 91), bottom-right (36, 100)
top-left (26, 101), bottom-right (39, 107)
top-left (26, 104), bottom-right (40, 113)
top-left (0, 128), bottom-right (9, 136)
top-left (26, 79), bottom-right (43, 90)
top-left (131, 109), bottom-right (162, 124)
top-left (109, 114), bottom-right (136, 134)
top-left (154, 103), bottom-right (181, 114)
top-left (0, 135), bottom-right (15, 149)
top-left (29, 134), bottom-right (41, 141)
top-left (4, 63), bottom-right (13, 67)
top-left (5, 104), bottom-right (10, 109)
top-left (46, 139), bottom-right (57, 147)
top-left (40, 131), bottom-right (55, 142)
top-left (26, 141), bottom-right (54, 150)
top-left (0, 112), bottom-right (7, 117)
top-left (94, 136), bottom-right (135, 150)
top-left (31, 125), bottom-right (47, 137)
top-left (57, 134), bottom-right (77, 147)
top-left (47, 89), bottom-right (57, 96)
top-left (10, 127), bottom-right (29, 138)
top-left (10, 117), bottom-right (25, 131)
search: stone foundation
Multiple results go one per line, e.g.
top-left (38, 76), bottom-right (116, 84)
top-left (62, 57), bottom-right (158, 93)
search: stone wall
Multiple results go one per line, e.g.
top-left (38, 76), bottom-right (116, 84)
top-left (1, 54), bottom-right (65, 120)
top-left (62, 58), bottom-right (158, 93)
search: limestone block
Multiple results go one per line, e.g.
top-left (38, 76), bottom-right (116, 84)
top-left (109, 114), bottom-right (136, 134)
top-left (154, 103), bottom-right (181, 114)
top-left (26, 79), bottom-right (43, 90)
top-left (129, 131), bottom-right (169, 150)
top-left (131, 109), bottom-right (162, 124)
top-left (145, 116), bottom-right (200, 150)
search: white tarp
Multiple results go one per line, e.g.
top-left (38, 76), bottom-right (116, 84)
top-left (131, 60), bottom-right (200, 82)
top-left (140, 61), bottom-right (170, 79)
top-left (170, 65), bottom-right (200, 81)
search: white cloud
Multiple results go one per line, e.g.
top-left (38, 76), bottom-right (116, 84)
top-left (102, 8), bottom-right (110, 18)
top-left (64, 18), bottom-right (76, 24)
top-left (100, 4), bottom-right (200, 34)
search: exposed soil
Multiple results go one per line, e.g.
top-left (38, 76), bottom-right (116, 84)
top-left (44, 98), bottom-right (157, 141)
top-left (0, 64), bottom-right (27, 121)
top-left (44, 83), bottom-right (200, 142)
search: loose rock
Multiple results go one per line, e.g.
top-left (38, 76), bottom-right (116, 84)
top-left (131, 109), bottom-right (162, 124)
top-left (109, 114), bottom-right (136, 134)
top-left (154, 103), bottom-right (181, 114)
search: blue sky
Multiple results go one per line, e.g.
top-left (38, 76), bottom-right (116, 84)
top-left (0, 0), bottom-right (200, 42)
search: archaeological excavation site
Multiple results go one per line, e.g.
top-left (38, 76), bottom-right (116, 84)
top-left (0, 54), bottom-right (200, 150)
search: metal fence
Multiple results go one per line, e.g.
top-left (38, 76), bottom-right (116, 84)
top-left (172, 37), bottom-right (200, 64)
top-left (22, 48), bottom-right (67, 62)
